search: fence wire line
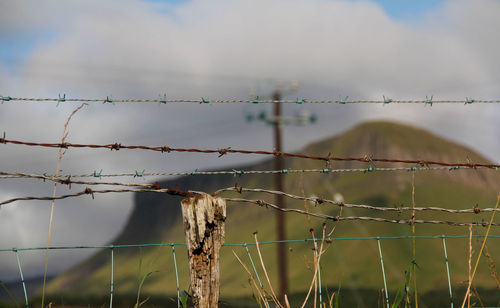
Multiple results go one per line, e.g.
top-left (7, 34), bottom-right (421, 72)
top-left (2, 184), bottom-right (499, 215)
top-left (0, 187), bottom-right (200, 206)
top-left (1, 165), bottom-right (497, 182)
top-left (2, 187), bottom-right (499, 227)
top-left (3, 96), bottom-right (500, 104)
top-left (226, 198), bottom-right (500, 227)
top-left (1, 138), bottom-right (499, 169)
top-left (1, 235), bottom-right (499, 252)
top-left (216, 187), bottom-right (500, 214)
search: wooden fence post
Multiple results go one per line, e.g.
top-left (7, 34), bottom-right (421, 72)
top-left (181, 194), bottom-right (226, 307)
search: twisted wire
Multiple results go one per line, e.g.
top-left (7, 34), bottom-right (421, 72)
top-left (217, 187), bottom-right (500, 214)
top-left (4, 96), bottom-right (500, 104)
top-left (1, 138), bottom-right (499, 169)
top-left (226, 198), bottom-right (500, 227)
top-left (0, 187), bottom-right (199, 206)
top-left (1, 165), bottom-right (495, 181)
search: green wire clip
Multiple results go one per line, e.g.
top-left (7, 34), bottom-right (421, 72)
top-left (56, 94), bottom-right (66, 107)
top-left (93, 169), bottom-right (102, 178)
top-left (425, 95), bottom-right (433, 107)
top-left (339, 96), bottom-right (348, 104)
top-left (383, 96), bottom-right (392, 105)
top-left (281, 169), bottom-right (289, 174)
top-left (159, 94), bottom-right (167, 105)
top-left (296, 98), bottom-right (304, 104)
top-left (449, 166), bottom-right (460, 171)
top-left (191, 169), bottom-right (198, 175)
top-left (134, 170), bottom-right (145, 178)
top-left (104, 96), bottom-right (115, 105)
top-left (1, 96), bottom-right (12, 104)
top-left (321, 168), bottom-right (330, 173)
top-left (233, 169), bottom-right (244, 176)
top-left (465, 97), bottom-right (474, 105)
top-left (201, 97), bottom-right (211, 104)
top-left (365, 165), bottom-right (374, 172)
top-left (252, 96), bottom-right (259, 104)
top-left (411, 166), bottom-right (418, 172)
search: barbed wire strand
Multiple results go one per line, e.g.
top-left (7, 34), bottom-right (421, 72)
top-left (1, 138), bottom-right (499, 169)
top-left (2, 184), bottom-right (499, 219)
top-left (226, 198), bottom-right (500, 227)
top-left (2, 183), bottom-right (497, 215)
top-left (1, 165), bottom-right (496, 181)
top-left (0, 187), bottom-right (200, 207)
top-left (3, 96), bottom-right (500, 104)
top-left (0, 171), bottom-right (163, 188)
top-left (217, 187), bottom-right (500, 214)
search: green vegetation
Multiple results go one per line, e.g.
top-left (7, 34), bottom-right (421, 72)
top-left (41, 121), bottom-right (500, 306)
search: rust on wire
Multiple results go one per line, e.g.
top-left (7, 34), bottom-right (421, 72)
top-left (1, 138), bottom-right (500, 169)
top-left (0, 187), bottom-right (197, 206)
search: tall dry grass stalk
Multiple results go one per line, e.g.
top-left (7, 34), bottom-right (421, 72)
top-left (301, 224), bottom-right (328, 308)
top-left (233, 249), bottom-right (269, 306)
top-left (410, 171), bottom-right (418, 308)
top-left (254, 232), bottom-right (283, 308)
top-left (482, 244), bottom-right (500, 290)
top-left (460, 194), bottom-right (500, 308)
top-left (41, 103), bottom-right (87, 308)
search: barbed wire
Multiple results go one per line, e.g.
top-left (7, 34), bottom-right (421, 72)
top-left (1, 137), bottom-right (499, 169)
top-left (217, 187), bottom-right (500, 214)
top-left (1, 165), bottom-right (496, 181)
top-left (2, 95), bottom-right (500, 105)
top-left (0, 187), bottom-right (199, 206)
top-left (0, 171), bottom-right (163, 188)
top-left (226, 198), bottom-right (500, 227)
top-left (1, 186), bottom-right (498, 227)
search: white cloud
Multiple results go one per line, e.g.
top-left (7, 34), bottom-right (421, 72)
top-left (1, 0), bottom-right (500, 278)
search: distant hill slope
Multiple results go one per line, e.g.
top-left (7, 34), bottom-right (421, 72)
top-left (46, 121), bottom-right (500, 305)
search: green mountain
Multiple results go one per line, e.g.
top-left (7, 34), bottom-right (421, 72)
top-left (45, 121), bottom-right (500, 306)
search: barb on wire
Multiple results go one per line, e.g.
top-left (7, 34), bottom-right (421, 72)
top-left (1, 138), bottom-right (499, 169)
top-left (216, 187), bottom-right (500, 214)
top-left (4, 96), bottom-right (500, 104)
top-left (0, 187), bottom-right (199, 207)
top-left (2, 185), bottom-right (498, 227)
top-left (226, 198), bottom-right (500, 227)
top-left (0, 171), bottom-right (163, 188)
top-left (1, 165), bottom-right (496, 181)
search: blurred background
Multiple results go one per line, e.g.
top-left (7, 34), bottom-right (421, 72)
top-left (1, 0), bottom-right (499, 306)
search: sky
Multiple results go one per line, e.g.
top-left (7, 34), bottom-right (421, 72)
top-left (0, 0), bottom-right (499, 280)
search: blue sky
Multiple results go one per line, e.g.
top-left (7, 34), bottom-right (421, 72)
top-left (0, 0), bottom-right (444, 70)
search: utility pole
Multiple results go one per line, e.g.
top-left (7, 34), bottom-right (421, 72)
top-left (246, 82), bottom-right (316, 302)
top-left (272, 89), bottom-right (288, 301)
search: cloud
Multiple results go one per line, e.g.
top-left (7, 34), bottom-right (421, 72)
top-left (1, 0), bottom-right (500, 278)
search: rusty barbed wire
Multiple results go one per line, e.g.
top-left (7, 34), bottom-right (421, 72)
top-left (225, 198), bottom-right (500, 227)
top-left (0, 187), bottom-right (200, 206)
top-left (216, 187), bottom-right (500, 214)
top-left (1, 137), bottom-right (499, 169)
top-left (0, 171), bottom-right (163, 188)
top-left (2, 172), bottom-right (497, 214)
top-left (2, 95), bottom-right (500, 104)
top-left (1, 186), bottom-right (499, 227)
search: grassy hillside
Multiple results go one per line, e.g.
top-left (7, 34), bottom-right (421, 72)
top-left (44, 121), bottom-right (500, 307)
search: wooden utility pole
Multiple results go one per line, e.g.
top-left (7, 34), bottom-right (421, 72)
top-left (272, 90), bottom-right (289, 300)
top-left (181, 195), bottom-right (226, 308)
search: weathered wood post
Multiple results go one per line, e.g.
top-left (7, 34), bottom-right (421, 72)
top-left (181, 194), bottom-right (226, 307)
